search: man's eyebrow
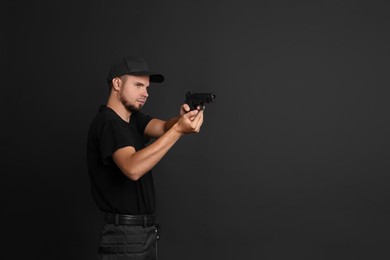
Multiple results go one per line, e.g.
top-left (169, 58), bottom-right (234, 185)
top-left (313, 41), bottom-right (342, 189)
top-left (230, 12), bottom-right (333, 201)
top-left (134, 81), bottom-right (150, 88)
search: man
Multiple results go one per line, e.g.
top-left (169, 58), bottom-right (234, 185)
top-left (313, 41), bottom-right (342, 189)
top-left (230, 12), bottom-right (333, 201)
top-left (87, 56), bottom-right (204, 259)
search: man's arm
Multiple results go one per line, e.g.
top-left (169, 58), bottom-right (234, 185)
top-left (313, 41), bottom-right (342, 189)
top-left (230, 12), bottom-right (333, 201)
top-left (143, 117), bottom-right (179, 139)
top-left (144, 104), bottom-right (191, 139)
top-left (112, 108), bottom-right (203, 181)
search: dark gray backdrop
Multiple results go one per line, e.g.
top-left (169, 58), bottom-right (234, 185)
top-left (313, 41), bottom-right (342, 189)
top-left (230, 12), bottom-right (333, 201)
top-left (2, 0), bottom-right (390, 259)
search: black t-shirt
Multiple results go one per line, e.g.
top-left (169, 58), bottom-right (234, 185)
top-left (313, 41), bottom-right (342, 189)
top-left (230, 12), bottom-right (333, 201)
top-left (87, 105), bottom-right (155, 215)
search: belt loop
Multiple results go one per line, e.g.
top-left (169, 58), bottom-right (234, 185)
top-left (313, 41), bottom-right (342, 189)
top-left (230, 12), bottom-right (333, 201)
top-left (143, 215), bottom-right (147, 227)
top-left (115, 214), bottom-right (119, 226)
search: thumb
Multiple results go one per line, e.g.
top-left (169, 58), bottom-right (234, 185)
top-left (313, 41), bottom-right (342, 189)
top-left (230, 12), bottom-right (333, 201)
top-left (183, 109), bottom-right (199, 119)
top-left (182, 104), bottom-right (191, 112)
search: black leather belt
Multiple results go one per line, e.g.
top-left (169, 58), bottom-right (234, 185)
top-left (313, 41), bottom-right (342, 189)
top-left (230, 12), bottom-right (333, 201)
top-left (105, 213), bottom-right (157, 226)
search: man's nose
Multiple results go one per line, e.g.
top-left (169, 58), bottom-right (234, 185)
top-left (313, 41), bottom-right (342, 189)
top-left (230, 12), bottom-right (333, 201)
top-left (142, 89), bottom-right (149, 98)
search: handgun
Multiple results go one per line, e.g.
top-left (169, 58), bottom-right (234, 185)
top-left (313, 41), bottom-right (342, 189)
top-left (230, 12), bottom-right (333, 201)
top-left (185, 91), bottom-right (216, 111)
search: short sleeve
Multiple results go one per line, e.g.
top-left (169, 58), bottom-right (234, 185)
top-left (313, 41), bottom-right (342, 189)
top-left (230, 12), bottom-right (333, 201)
top-left (99, 119), bottom-right (135, 165)
top-left (136, 112), bottom-right (154, 134)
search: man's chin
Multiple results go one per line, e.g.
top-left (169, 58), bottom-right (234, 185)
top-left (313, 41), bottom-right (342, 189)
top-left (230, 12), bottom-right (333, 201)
top-left (125, 105), bottom-right (141, 113)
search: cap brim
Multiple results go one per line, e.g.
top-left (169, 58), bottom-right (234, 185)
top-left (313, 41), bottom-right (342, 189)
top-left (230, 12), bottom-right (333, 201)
top-left (149, 74), bottom-right (164, 83)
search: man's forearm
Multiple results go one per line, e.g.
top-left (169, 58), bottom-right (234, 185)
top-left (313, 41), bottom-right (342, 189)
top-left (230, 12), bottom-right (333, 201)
top-left (164, 116), bottom-right (180, 132)
top-left (113, 124), bottom-right (184, 181)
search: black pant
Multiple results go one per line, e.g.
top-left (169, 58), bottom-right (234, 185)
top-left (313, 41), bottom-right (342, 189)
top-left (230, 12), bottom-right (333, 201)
top-left (98, 221), bottom-right (159, 260)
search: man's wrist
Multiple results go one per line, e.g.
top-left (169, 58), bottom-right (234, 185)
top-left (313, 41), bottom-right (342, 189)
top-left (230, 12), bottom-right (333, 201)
top-left (170, 122), bottom-right (184, 136)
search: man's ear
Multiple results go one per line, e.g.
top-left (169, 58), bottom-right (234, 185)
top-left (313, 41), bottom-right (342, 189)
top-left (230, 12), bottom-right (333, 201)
top-left (112, 77), bottom-right (121, 91)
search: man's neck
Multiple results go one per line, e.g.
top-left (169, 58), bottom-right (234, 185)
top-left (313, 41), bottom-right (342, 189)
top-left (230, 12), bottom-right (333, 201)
top-left (106, 100), bottom-right (132, 122)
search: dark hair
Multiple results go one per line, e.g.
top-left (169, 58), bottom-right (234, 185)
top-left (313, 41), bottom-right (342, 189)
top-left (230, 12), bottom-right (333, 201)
top-left (108, 75), bottom-right (128, 94)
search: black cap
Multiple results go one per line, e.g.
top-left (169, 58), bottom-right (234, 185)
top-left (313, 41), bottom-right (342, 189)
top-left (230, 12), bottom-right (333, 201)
top-left (107, 56), bottom-right (164, 84)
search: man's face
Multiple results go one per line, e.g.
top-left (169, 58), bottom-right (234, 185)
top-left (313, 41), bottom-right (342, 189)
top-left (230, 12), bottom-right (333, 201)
top-left (118, 75), bottom-right (150, 113)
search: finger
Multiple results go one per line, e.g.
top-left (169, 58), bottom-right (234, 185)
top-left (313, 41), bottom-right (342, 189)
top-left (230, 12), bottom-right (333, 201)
top-left (192, 110), bottom-right (204, 126)
top-left (197, 105), bottom-right (206, 110)
top-left (183, 110), bottom-right (198, 121)
top-left (194, 112), bottom-right (204, 131)
top-left (180, 104), bottom-right (190, 116)
top-left (183, 104), bottom-right (191, 112)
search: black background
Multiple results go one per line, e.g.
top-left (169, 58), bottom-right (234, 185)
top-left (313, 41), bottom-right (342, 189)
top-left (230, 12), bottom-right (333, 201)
top-left (2, 0), bottom-right (390, 259)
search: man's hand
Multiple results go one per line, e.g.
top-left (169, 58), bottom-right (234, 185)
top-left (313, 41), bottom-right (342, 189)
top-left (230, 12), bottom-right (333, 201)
top-left (145, 104), bottom-right (203, 138)
top-left (174, 105), bottom-right (204, 134)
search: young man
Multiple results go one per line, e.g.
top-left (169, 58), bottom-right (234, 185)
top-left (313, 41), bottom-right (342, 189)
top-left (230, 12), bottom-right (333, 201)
top-left (87, 56), bottom-right (204, 259)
